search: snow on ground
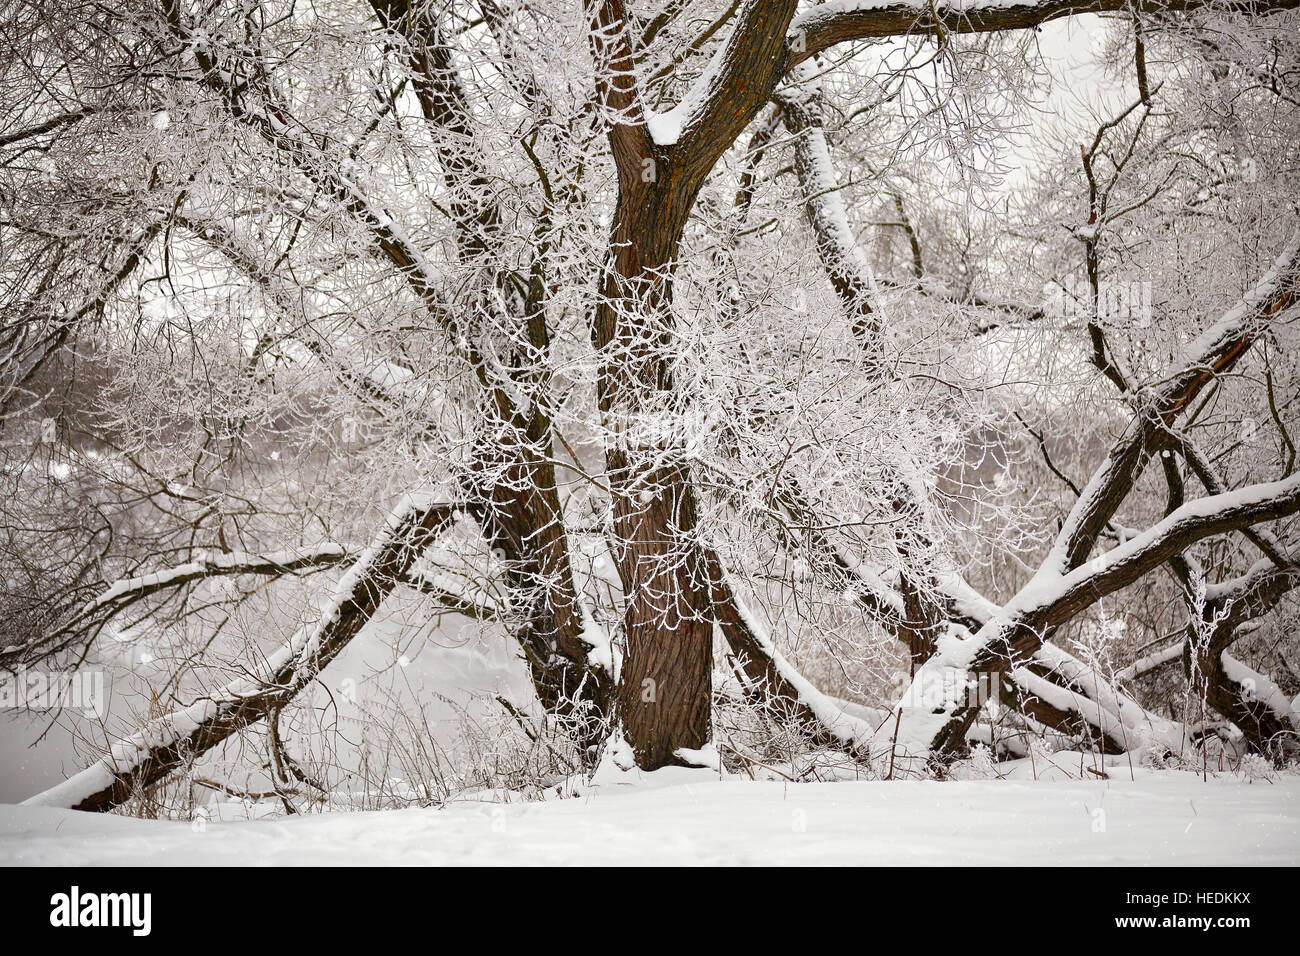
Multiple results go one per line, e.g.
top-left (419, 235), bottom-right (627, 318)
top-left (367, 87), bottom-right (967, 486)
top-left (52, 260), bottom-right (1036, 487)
top-left (2, 765), bottom-right (1297, 866)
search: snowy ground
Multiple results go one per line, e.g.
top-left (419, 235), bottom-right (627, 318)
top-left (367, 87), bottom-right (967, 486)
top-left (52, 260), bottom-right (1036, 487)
top-left (3, 764), bottom-right (1297, 866)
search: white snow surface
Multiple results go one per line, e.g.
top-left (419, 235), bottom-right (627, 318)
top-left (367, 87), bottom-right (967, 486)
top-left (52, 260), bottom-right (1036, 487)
top-left (3, 765), bottom-right (1297, 866)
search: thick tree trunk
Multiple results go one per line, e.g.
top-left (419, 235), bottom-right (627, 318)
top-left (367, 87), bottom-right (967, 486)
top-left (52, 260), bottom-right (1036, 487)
top-left (613, 486), bottom-right (714, 768)
top-left (597, 197), bottom-right (716, 767)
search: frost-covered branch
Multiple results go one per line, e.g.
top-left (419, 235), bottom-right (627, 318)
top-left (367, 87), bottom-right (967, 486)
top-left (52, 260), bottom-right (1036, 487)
top-left (776, 66), bottom-right (883, 352)
top-left (586, 0), bottom-right (654, 180)
top-left (1054, 229), bottom-right (1300, 574)
top-left (25, 497), bottom-right (458, 811)
top-left (866, 238), bottom-right (1300, 761)
top-left (156, 0), bottom-right (479, 373)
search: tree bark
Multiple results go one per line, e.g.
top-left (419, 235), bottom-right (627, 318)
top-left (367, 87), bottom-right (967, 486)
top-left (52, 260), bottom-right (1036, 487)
top-left (587, 0), bottom-right (801, 768)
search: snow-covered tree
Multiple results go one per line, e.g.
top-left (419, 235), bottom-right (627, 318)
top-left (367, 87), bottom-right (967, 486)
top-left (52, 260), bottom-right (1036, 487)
top-left (2, 0), bottom-right (1298, 813)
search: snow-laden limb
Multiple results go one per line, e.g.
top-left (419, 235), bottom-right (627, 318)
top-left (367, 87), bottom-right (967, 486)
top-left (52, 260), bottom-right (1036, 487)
top-left (878, 470), bottom-right (1300, 764)
top-left (832, 544), bottom-right (908, 620)
top-left (1116, 642), bottom-right (1183, 682)
top-left (912, 538), bottom-right (1234, 759)
top-left (1221, 654), bottom-right (1299, 730)
top-left (1004, 666), bottom-right (1130, 755)
top-left (705, 550), bottom-right (876, 752)
top-left (986, 604), bottom-right (1191, 755)
top-left (591, 0), bottom-right (802, 194)
top-left (1052, 230), bottom-right (1300, 574)
top-left (776, 64), bottom-right (885, 350)
top-left (2, 544), bottom-right (351, 672)
top-left (1204, 545), bottom-right (1300, 614)
top-left (1215, 653), bottom-right (1300, 757)
top-left (1030, 474), bottom-right (1299, 645)
top-left (785, 0), bottom-right (1300, 72)
top-left (933, 569), bottom-right (999, 629)
top-left (1174, 529), bottom-right (1300, 756)
top-left (776, 476), bottom-right (1185, 758)
top-left (24, 497), bottom-right (457, 812)
top-left (764, 54), bottom-right (1232, 761)
top-left (90, 546), bottom-right (348, 612)
top-left (7, 539), bottom-right (500, 673)
top-left (647, 0), bottom-right (800, 159)
top-left (643, 1), bottom-right (786, 146)
top-left (1165, 426), bottom-right (1291, 566)
top-left (645, 39), bottom-right (728, 147)
top-left (401, 565), bottom-right (505, 621)
top-left (1020, 643), bottom-right (1190, 753)
top-left (1046, 474), bottom-right (1300, 629)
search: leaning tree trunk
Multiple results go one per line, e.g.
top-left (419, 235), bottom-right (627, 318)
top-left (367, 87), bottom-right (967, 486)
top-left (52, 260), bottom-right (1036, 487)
top-left (26, 498), bottom-right (457, 811)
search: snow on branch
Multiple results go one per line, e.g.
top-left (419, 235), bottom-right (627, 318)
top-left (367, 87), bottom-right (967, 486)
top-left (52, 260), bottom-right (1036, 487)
top-left (1004, 666), bottom-right (1131, 754)
top-left (647, 0), bottom-right (799, 160)
top-left (785, 0), bottom-right (1300, 73)
top-left (24, 497), bottom-right (458, 812)
top-left (1052, 229), bottom-right (1300, 573)
top-left (880, 469), bottom-right (1300, 761)
top-left (1116, 642), bottom-right (1183, 682)
top-left (1, 545), bottom-right (349, 672)
top-left (1039, 473), bottom-right (1300, 636)
top-left (777, 66), bottom-right (885, 350)
top-left (1219, 652), bottom-right (1300, 746)
top-left (89, 546), bottom-right (348, 613)
top-left (705, 548), bottom-right (877, 751)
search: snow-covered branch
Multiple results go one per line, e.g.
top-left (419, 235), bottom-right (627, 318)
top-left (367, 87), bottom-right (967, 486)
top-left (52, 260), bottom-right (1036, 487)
top-left (776, 66), bottom-right (883, 351)
top-left (705, 548), bottom-right (877, 753)
top-left (785, 0), bottom-right (1300, 73)
top-left (25, 497), bottom-right (458, 811)
top-left (881, 470), bottom-right (1300, 763)
top-left (1053, 229), bottom-right (1300, 574)
top-left (654, 0), bottom-right (798, 166)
